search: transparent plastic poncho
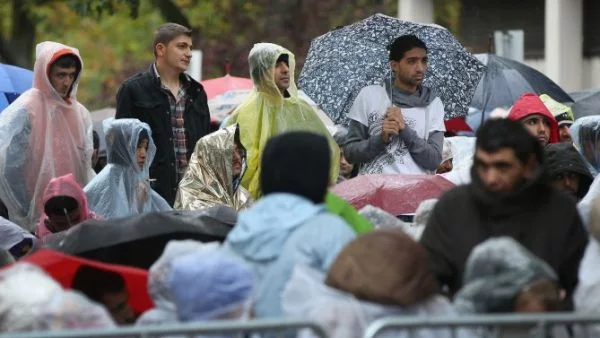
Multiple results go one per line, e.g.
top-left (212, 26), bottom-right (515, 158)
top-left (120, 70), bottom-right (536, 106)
top-left (0, 41), bottom-right (93, 231)
top-left (225, 43), bottom-right (339, 199)
top-left (137, 240), bottom-right (220, 326)
top-left (453, 237), bottom-right (557, 314)
top-left (0, 263), bottom-right (115, 332)
top-left (84, 118), bottom-right (171, 219)
top-left (571, 116), bottom-right (600, 177)
top-left (282, 265), bottom-right (464, 338)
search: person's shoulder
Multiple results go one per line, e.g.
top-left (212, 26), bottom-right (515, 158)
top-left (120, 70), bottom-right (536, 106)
top-left (438, 184), bottom-right (471, 203)
top-left (358, 84), bottom-right (387, 96)
top-left (120, 68), bottom-right (154, 88)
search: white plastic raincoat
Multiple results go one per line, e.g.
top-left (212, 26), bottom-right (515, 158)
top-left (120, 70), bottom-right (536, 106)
top-left (0, 41), bottom-right (93, 231)
top-left (225, 43), bottom-right (339, 199)
top-left (0, 263), bottom-right (115, 332)
top-left (571, 116), bottom-right (600, 177)
top-left (283, 265), bottom-right (463, 338)
top-left (137, 240), bottom-right (220, 326)
top-left (84, 118), bottom-right (171, 219)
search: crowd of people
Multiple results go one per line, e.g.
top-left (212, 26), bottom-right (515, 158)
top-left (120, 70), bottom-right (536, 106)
top-left (0, 21), bottom-right (599, 337)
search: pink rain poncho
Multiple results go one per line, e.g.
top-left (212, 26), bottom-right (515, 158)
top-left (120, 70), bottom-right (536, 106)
top-left (35, 174), bottom-right (98, 240)
top-left (0, 41), bottom-right (93, 231)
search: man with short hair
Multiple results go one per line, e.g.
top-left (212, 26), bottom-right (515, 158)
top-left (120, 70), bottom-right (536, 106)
top-left (343, 34), bottom-right (445, 175)
top-left (0, 41), bottom-right (94, 231)
top-left (545, 143), bottom-right (593, 201)
top-left (540, 94), bottom-right (575, 143)
top-left (420, 119), bottom-right (587, 300)
top-left (508, 92), bottom-right (559, 147)
top-left (225, 43), bottom-right (339, 199)
top-left (116, 23), bottom-right (211, 205)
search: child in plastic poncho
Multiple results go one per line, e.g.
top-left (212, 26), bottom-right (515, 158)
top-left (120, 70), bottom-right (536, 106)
top-left (84, 118), bottom-right (171, 220)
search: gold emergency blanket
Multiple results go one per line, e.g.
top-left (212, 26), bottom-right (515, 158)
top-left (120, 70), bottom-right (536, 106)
top-left (174, 125), bottom-right (252, 211)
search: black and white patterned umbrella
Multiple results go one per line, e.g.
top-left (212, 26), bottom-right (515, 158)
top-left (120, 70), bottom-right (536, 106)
top-left (299, 13), bottom-right (485, 125)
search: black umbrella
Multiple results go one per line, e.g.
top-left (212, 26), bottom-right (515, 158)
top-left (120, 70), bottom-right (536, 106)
top-left (569, 89), bottom-right (600, 118)
top-left (470, 53), bottom-right (573, 114)
top-left (42, 206), bottom-right (236, 269)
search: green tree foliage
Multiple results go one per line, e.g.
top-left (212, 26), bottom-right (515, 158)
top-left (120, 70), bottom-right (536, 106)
top-left (0, 0), bottom-right (460, 110)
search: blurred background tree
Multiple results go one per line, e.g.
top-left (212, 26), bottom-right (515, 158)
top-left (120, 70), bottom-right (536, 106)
top-left (0, 0), bottom-right (460, 110)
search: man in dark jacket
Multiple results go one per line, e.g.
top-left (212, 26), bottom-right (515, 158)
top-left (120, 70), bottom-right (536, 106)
top-left (545, 143), bottom-right (593, 201)
top-left (115, 23), bottom-right (210, 205)
top-left (420, 119), bottom-right (587, 300)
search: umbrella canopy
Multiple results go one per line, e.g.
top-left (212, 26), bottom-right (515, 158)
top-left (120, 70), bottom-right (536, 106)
top-left (445, 117), bottom-right (472, 134)
top-left (470, 54), bottom-right (572, 117)
top-left (17, 249), bottom-right (152, 314)
top-left (569, 88), bottom-right (600, 118)
top-left (43, 207), bottom-right (236, 269)
top-left (201, 74), bottom-right (254, 100)
top-left (332, 174), bottom-right (455, 216)
top-left (299, 13), bottom-right (485, 125)
top-left (0, 63), bottom-right (33, 111)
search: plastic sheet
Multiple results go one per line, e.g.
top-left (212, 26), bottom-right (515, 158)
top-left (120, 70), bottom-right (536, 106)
top-left (454, 237), bottom-right (558, 314)
top-left (0, 263), bottom-right (115, 332)
top-left (0, 41), bottom-right (93, 231)
top-left (571, 116), bottom-right (600, 176)
top-left (282, 265), bottom-right (463, 338)
top-left (35, 173), bottom-right (98, 239)
top-left (225, 43), bottom-right (339, 199)
top-left (84, 118), bottom-right (171, 219)
top-left (358, 205), bottom-right (423, 241)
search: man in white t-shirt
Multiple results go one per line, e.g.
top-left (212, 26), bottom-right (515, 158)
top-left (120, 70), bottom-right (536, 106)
top-left (343, 35), bottom-right (445, 175)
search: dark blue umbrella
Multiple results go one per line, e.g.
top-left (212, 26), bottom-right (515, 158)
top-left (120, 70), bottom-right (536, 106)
top-left (0, 63), bottom-right (34, 111)
top-left (299, 13), bottom-right (485, 125)
top-left (470, 54), bottom-right (572, 114)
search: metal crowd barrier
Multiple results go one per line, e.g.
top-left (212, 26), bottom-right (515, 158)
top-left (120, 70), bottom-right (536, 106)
top-left (0, 318), bottom-right (328, 338)
top-left (363, 313), bottom-right (600, 338)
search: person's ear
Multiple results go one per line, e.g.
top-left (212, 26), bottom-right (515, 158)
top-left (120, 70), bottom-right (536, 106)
top-left (155, 43), bottom-right (166, 57)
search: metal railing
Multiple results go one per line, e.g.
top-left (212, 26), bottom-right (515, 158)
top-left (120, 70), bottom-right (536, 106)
top-left (363, 313), bottom-right (600, 338)
top-left (0, 319), bottom-right (328, 338)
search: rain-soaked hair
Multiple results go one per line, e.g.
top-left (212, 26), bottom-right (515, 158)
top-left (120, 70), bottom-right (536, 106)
top-left (50, 54), bottom-right (81, 74)
top-left (153, 23), bottom-right (192, 57)
top-left (137, 129), bottom-right (149, 147)
top-left (388, 34), bottom-right (428, 61)
top-left (476, 118), bottom-right (544, 166)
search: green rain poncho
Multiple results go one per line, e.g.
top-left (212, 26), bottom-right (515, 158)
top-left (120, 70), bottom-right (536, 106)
top-left (226, 43), bottom-right (339, 199)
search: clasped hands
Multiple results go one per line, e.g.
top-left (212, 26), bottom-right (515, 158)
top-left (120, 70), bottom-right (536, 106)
top-left (381, 106), bottom-right (405, 143)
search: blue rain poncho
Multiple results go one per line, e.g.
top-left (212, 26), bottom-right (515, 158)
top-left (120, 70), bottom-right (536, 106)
top-left (84, 118), bottom-right (171, 219)
top-left (168, 250), bottom-right (254, 321)
top-left (136, 240), bottom-right (221, 326)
